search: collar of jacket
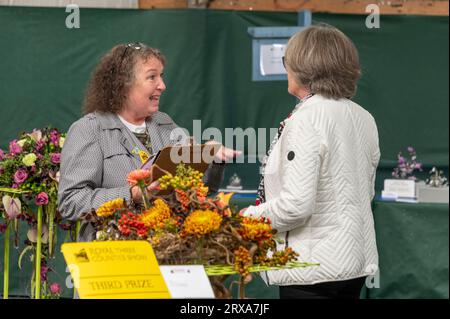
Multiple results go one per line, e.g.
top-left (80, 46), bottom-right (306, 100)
top-left (93, 111), bottom-right (174, 130)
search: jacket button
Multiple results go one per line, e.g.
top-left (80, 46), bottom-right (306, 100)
top-left (287, 151), bottom-right (295, 161)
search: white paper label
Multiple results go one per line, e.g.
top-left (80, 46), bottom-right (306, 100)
top-left (260, 44), bottom-right (286, 76)
top-left (383, 179), bottom-right (416, 198)
top-left (160, 265), bottom-right (215, 299)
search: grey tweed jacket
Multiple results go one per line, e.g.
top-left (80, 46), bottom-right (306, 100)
top-left (57, 111), bottom-right (224, 241)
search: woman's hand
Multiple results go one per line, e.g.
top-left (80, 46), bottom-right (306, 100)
top-left (205, 141), bottom-right (242, 162)
top-left (131, 181), bottom-right (160, 203)
top-left (239, 207), bottom-right (247, 217)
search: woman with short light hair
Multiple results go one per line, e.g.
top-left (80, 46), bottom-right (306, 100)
top-left (243, 24), bottom-right (380, 299)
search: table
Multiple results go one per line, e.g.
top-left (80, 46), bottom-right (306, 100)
top-left (1, 196), bottom-right (448, 299)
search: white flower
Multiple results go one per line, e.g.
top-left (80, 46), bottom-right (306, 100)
top-left (17, 139), bottom-right (27, 147)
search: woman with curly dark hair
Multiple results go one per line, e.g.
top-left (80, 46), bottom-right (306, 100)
top-left (58, 43), bottom-right (239, 241)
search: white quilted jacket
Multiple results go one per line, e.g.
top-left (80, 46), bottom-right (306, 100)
top-left (244, 94), bottom-right (380, 285)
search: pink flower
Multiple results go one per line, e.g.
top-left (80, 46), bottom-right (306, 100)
top-left (28, 129), bottom-right (43, 142)
top-left (50, 153), bottom-right (61, 164)
top-left (2, 195), bottom-right (21, 219)
top-left (14, 169), bottom-right (28, 184)
top-left (49, 283), bottom-right (61, 295)
top-left (0, 148), bottom-right (4, 161)
top-left (35, 192), bottom-right (49, 206)
top-left (9, 140), bottom-right (22, 155)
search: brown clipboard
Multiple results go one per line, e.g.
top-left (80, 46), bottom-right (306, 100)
top-left (141, 144), bottom-right (221, 182)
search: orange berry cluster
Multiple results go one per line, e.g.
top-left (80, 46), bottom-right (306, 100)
top-left (234, 246), bottom-right (252, 277)
top-left (175, 189), bottom-right (191, 210)
top-left (266, 247), bottom-right (299, 266)
top-left (118, 212), bottom-right (149, 239)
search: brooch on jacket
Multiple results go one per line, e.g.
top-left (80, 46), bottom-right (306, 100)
top-left (132, 147), bottom-right (150, 164)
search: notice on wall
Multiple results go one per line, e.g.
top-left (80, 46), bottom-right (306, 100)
top-left (260, 43), bottom-right (286, 76)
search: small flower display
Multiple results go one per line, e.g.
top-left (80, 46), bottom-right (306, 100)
top-left (392, 146), bottom-right (423, 180)
top-left (1, 127), bottom-right (73, 299)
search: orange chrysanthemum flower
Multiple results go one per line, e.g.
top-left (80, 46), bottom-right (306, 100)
top-left (96, 198), bottom-right (125, 218)
top-left (181, 209), bottom-right (222, 238)
top-left (239, 217), bottom-right (273, 242)
top-left (127, 169), bottom-right (152, 186)
top-left (140, 199), bottom-right (172, 230)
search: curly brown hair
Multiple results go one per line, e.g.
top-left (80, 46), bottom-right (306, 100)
top-left (82, 43), bottom-right (166, 115)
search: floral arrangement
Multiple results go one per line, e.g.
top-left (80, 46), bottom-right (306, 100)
top-left (0, 127), bottom-right (73, 299)
top-left (392, 146), bottom-right (423, 180)
top-left (85, 163), bottom-right (316, 298)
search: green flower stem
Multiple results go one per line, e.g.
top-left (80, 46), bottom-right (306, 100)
top-left (35, 205), bottom-right (43, 299)
top-left (138, 181), bottom-right (149, 210)
top-left (196, 237), bottom-right (204, 264)
top-left (47, 202), bottom-right (55, 258)
top-left (238, 275), bottom-right (246, 299)
top-left (3, 222), bottom-right (10, 299)
top-left (14, 218), bottom-right (19, 249)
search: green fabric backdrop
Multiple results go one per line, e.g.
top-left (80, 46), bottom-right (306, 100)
top-left (0, 7), bottom-right (448, 172)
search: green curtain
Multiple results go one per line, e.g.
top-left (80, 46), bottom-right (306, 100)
top-left (0, 7), bottom-right (448, 173)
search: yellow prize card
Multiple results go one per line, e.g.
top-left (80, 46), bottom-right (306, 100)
top-left (61, 241), bottom-right (171, 299)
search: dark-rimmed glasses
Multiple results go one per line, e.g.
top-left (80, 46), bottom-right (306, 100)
top-left (120, 42), bottom-right (144, 64)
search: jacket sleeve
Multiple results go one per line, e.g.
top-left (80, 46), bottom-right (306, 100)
top-left (204, 163), bottom-right (225, 194)
top-left (243, 115), bottom-right (322, 233)
top-left (57, 118), bottom-right (131, 221)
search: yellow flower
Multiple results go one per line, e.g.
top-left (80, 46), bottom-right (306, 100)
top-left (59, 136), bottom-right (65, 148)
top-left (96, 198), bottom-right (125, 218)
top-left (140, 199), bottom-right (171, 230)
top-left (239, 217), bottom-right (273, 242)
top-left (182, 210), bottom-right (222, 238)
top-left (22, 153), bottom-right (37, 167)
top-left (139, 150), bottom-right (149, 164)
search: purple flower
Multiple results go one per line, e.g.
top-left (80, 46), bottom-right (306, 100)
top-left (398, 156), bottom-right (406, 165)
top-left (50, 130), bottom-right (60, 146)
top-left (9, 140), bottom-right (22, 155)
top-left (49, 283), bottom-right (61, 295)
top-left (415, 163), bottom-right (423, 170)
top-left (14, 169), bottom-right (28, 184)
top-left (35, 192), bottom-right (49, 206)
top-left (11, 184), bottom-right (18, 189)
top-left (50, 153), bottom-right (61, 164)
top-left (41, 264), bottom-right (49, 282)
top-left (407, 146), bottom-right (415, 154)
top-left (35, 140), bottom-right (45, 151)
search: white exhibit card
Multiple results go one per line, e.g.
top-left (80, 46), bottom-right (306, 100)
top-left (159, 265), bottom-right (215, 299)
top-left (260, 43), bottom-right (286, 76)
top-left (383, 179), bottom-right (416, 199)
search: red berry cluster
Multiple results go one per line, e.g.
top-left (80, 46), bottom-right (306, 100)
top-left (118, 212), bottom-right (149, 238)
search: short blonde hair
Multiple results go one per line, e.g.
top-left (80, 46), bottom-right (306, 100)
top-left (285, 24), bottom-right (361, 99)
